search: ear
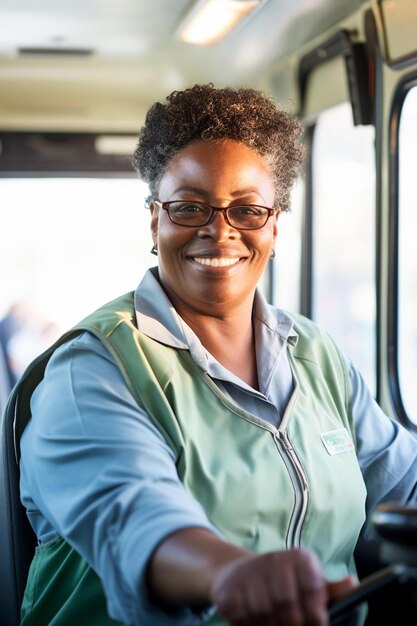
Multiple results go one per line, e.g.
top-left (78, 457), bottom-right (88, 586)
top-left (149, 200), bottom-right (159, 245)
top-left (272, 209), bottom-right (280, 243)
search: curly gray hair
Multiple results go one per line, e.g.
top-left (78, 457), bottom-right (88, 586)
top-left (133, 84), bottom-right (303, 211)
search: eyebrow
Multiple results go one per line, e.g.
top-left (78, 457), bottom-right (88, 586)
top-left (172, 186), bottom-right (208, 196)
top-left (172, 186), bottom-right (266, 199)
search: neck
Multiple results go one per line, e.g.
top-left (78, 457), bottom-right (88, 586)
top-left (165, 288), bottom-right (259, 389)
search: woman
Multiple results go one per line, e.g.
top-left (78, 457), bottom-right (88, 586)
top-left (15, 85), bottom-right (417, 626)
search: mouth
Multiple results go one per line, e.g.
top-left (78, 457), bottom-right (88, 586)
top-left (191, 256), bottom-right (241, 268)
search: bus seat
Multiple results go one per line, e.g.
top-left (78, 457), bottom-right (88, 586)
top-left (0, 345), bottom-right (11, 419)
top-left (0, 400), bottom-right (37, 626)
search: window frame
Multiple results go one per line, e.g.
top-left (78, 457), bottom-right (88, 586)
top-left (0, 132), bottom-right (138, 178)
top-left (387, 72), bottom-right (417, 430)
top-left (300, 125), bottom-right (314, 319)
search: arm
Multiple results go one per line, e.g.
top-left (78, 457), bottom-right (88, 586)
top-left (148, 528), bottom-right (355, 626)
top-left (350, 363), bottom-right (417, 528)
top-left (20, 332), bottom-right (218, 625)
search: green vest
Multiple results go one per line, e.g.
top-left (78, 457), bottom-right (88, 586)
top-left (15, 292), bottom-right (367, 625)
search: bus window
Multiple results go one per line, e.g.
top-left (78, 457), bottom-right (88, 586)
top-left (0, 177), bottom-right (152, 378)
top-left (398, 86), bottom-right (417, 422)
top-left (311, 102), bottom-right (376, 391)
top-left (272, 178), bottom-right (303, 312)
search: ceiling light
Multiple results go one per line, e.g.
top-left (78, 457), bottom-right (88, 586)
top-left (178, 0), bottom-right (265, 46)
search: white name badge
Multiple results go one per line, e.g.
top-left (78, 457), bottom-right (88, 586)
top-left (321, 428), bottom-right (355, 455)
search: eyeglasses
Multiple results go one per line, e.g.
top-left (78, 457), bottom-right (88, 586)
top-left (154, 200), bottom-right (276, 230)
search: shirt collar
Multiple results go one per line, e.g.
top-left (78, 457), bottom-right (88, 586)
top-left (134, 267), bottom-right (298, 352)
top-left (252, 288), bottom-right (298, 347)
top-left (134, 267), bottom-right (189, 349)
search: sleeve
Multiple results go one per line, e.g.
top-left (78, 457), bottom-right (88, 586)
top-left (350, 362), bottom-right (417, 535)
top-left (20, 332), bottom-right (218, 626)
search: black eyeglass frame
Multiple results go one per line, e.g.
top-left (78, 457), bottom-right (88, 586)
top-left (153, 199), bottom-right (277, 230)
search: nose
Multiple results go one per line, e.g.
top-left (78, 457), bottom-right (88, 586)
top-left (197, 209), bottom-right (239, 240)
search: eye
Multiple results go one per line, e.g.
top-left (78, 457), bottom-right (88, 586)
top-left (172, 202), bottom-right (206, 214)
top-left (231, 205), bottom-right (264, 216)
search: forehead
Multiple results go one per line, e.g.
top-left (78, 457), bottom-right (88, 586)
top-left (157, 139), bottom-right (274, 201)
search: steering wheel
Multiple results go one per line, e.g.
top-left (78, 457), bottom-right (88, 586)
top-left (329, 505), bottom-right (417, 626)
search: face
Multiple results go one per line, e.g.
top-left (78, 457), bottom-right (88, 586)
top-left (151, 139), bottom-right (279, 317)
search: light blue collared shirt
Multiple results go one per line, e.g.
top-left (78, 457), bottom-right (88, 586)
top-left (20, 268), bottom-right (417, 626)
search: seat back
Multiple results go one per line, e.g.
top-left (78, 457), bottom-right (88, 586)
top-left (0, 394), bottom-right (37, 626)
top-left (0, 345), bottom-right (11, 421)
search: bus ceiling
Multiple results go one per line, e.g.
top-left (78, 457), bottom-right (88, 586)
top-left (1, 1), bottom-right (417, 134)
top-left (0, 0), bottom-right (369, 133)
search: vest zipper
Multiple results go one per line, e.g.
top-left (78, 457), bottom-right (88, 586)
top-left (201, 366), bottom-right (309, 549)
top-left (273, 428), bottom-right (309, 548)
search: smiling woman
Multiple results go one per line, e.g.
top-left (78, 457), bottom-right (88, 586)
top-left (10, 83), bottom-right (417, 626)
top-left (150, 139), bottom-right (278, 388)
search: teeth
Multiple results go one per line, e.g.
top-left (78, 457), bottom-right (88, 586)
top-left (193, 257), bottom-right (240, 267)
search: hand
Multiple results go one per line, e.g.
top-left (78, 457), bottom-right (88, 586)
top-left (209, 547), bottom-right (350, 626)
top-left (148, 527), bottom-right (358, 624)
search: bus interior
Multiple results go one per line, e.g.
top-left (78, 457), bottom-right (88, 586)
top-left (1, 0), bottom-right (417, 624)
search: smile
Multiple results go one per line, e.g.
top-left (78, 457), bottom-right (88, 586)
top-left (192, 257), bottom-right (240, 267)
